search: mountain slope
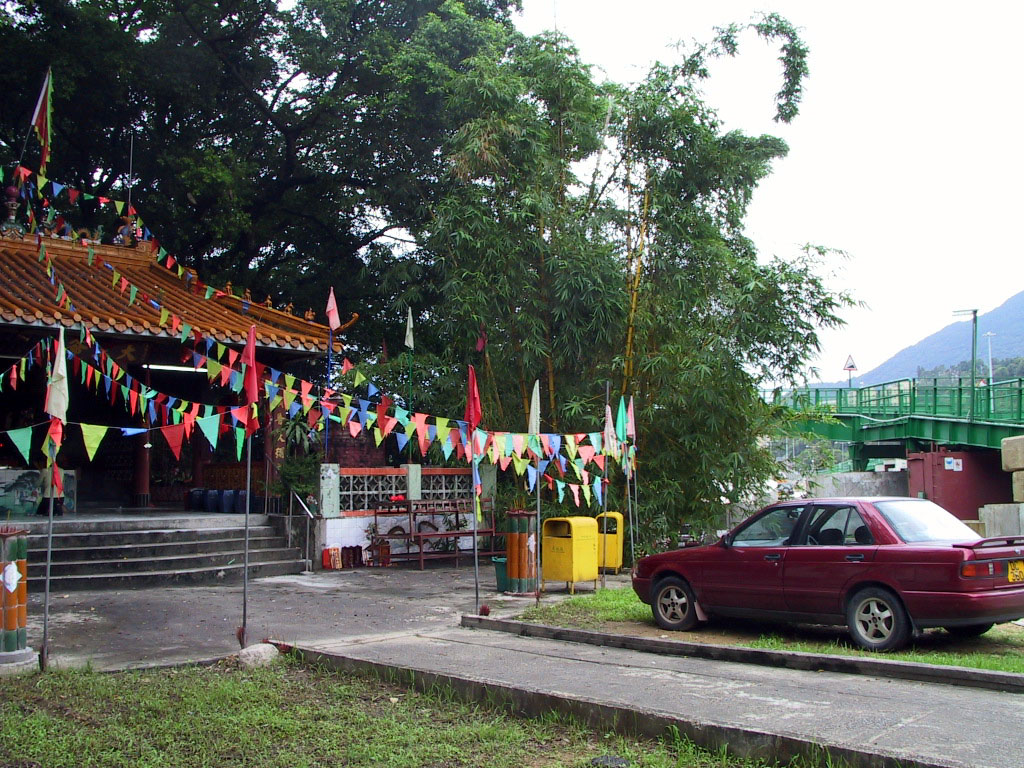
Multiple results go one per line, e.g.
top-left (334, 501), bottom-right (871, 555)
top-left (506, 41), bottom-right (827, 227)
top-left (851, 290), bottom-right (1024, 385)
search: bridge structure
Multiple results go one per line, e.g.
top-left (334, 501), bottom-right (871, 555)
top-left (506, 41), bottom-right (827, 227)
top-left (774, 377), bottom-right (1024, 469)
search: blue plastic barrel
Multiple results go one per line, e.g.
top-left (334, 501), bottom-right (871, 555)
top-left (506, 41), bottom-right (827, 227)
top-left (187, 488), bottom-right (205, 510)
top-left (234, 490), bottom-right (247, 514)
top-left (204, 489), bottom-right (221, 513)
top-left (219, 489), bottom-right (235, 514)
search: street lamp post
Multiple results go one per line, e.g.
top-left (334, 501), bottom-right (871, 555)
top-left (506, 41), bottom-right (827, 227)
top-left (953, 309), bottom-right (978, 420)
top-left (984, 331), bottom-right (995, 415)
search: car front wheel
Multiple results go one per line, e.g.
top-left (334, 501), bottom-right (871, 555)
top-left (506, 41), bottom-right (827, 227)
top-left (846, 587), bottom-right (911, 651)
top-left (652, 576), bottom-right (699, 631)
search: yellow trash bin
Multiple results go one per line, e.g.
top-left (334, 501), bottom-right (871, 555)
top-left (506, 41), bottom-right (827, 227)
top-left (542, 517), bottom-right (598, 594)
top-left (595, 511), bottom-right (624, 574)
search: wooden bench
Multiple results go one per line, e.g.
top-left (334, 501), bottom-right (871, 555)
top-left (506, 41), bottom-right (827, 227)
top-left (371, 498), bottom-right (503, 570)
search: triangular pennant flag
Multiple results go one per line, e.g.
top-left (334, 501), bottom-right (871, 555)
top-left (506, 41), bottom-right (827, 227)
top-left (578, 444), bottom-right (596, 466)
top-left (198, 414), bottom-right (220, 451)
top-left (435, 417), bottom-right (450, 448)
top-left (556, 480), bottom-right (566, 503)
top-left (526, 465), bottom-right (537, 493)
top-left (79, 423), bottom-right (108, 461)
top-left (159, 423), bottom-right (186, 460)
top-left (7, 426), bottom-right (33, 464)
top-left (569, 483), bottom-right (581, 507)
top-left (512, 433), bottom-right (525, 457)
top-left (512, 454), bottom-right (529, 476)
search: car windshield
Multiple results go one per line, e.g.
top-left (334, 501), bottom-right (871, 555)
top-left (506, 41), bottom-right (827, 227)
top-left (873, 499), bottom-right (980, 543)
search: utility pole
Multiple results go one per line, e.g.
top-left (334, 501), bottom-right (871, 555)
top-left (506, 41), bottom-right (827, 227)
top-left (953, 309), bottom-right (978, 421)
top-left (984, 331), bottom-right (995, 416)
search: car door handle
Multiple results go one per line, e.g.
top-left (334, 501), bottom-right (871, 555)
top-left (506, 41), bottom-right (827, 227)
top-left (845, 553), bottom-right (865, 562)
top-left (764, 553), bottom-right (781, 561)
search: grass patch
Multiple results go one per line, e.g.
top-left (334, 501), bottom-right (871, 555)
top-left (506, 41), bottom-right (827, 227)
top-left (519, 585), bottom-right (651, 628)
top-left (0, 658), bottom-right (829, 768)
top-left (519, 586), bottom-right (1024, 674)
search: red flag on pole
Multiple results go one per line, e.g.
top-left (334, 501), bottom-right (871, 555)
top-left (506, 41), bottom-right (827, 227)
top-left (241, 325), bottom-right (260, 435)
top-left (464, 365), bottom-right (482, 432)
top-left (31, 68), bottom-right (53, 173)
top-left (325, 287), bottom-right (341, 331)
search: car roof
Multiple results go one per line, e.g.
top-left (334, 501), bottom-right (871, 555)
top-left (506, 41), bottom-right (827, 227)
top-left (774, 497), bottom-right (922, 505)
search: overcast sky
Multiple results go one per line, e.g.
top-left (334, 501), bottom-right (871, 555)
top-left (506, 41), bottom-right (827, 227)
top-left (515, 1), bottom-right (1024, 381)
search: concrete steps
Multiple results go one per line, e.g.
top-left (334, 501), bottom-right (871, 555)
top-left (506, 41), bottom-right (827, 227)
top-left (19, 513), bottom-right (307, 590)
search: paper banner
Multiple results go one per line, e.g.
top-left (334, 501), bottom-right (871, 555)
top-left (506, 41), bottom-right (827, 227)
top-left (526, 465), bottom-right (537, 493)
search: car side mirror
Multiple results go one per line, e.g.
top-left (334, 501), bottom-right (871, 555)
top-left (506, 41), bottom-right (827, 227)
top-left (720, 533), bottom-right (733, 548)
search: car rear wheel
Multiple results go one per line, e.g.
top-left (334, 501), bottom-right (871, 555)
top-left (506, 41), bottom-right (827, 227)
top-left (846, 587), bottom-right (910, 651)
top-left (652, 576), bottom-right (699, 631)
top-left (943, 623), bottom-right (994, 639)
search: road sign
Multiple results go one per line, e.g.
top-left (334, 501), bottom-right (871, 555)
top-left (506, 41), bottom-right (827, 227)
top-left (844, 355), bottom-right (857, 371)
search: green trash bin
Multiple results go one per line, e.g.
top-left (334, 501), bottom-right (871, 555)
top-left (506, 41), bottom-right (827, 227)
top-left (492, 557), bottom-right (509, 592)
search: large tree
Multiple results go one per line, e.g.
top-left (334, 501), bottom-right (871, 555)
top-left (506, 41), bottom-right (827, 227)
top-left (398, 17), bottom-right (851, 541)
top-left (0, 0), bottom-right (519, 350)
top-left (1, 3), bottom-right (851, 543)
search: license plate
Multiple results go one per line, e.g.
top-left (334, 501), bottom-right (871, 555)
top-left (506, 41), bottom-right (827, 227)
top-left (1009, 560), bottom-right (1024, 583)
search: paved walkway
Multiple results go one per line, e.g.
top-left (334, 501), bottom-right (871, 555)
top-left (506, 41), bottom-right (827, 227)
top-left (297, 625), bottom-right (1024, 768)
top-left (18, 565), bottom-right (1024, 768)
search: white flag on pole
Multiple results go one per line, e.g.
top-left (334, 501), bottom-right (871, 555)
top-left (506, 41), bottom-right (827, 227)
top-left (44, 327), bottom-right (69, 424)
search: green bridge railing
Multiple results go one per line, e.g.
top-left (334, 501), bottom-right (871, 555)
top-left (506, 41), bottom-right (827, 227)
top-left (774, 377), bottom-right (1024, 424)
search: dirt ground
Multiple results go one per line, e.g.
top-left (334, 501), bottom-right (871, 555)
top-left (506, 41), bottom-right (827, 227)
top-left (594, 615), bottom-right (1024, 656)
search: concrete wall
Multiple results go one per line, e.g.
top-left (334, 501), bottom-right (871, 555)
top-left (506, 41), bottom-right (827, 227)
top-left (809, 471), bottom-right (909, 499)
top-left (979, 504), bottom-right (1024, 537)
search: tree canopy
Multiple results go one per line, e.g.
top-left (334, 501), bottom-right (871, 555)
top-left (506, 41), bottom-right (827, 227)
top-left (1, 1), bottom-right (852, 543)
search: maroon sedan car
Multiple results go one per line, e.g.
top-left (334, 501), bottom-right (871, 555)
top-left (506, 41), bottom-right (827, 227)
top-left (632, 497), bottom-right (1024, 650)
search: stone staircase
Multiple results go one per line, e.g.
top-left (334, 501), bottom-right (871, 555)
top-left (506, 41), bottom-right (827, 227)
top-left (20, 513), bottom-right (309, 591)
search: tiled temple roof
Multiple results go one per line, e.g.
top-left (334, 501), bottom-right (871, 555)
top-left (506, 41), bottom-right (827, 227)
top-left (0, 236), bottom-right (351, 354)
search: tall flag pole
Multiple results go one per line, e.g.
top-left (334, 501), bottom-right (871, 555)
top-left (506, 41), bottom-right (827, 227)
top-left (325, 288), bottom-right (341, 457)
top-left (528, 379), bottom-right (542, 603)
top-left (239, 325), bottom-right (259, 648)
top-left (464, 365), bottom-right (482, 612)
top-left (601, 382), bottom-right (613, 589)
top-left (40, 325), bottom-right (68, 670)
top-left (20, 67), bottom-right (53, 173)
top-left (404, 307), bottom-right (414, 455)
top-left (626, 395), bottom-right (638, 566)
